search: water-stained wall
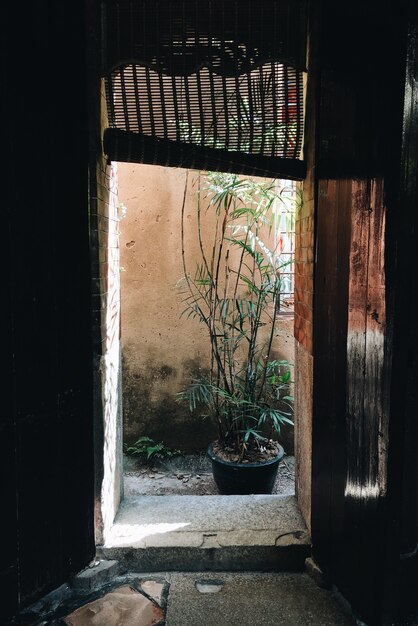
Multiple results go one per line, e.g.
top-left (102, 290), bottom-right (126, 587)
top-left (118, 164), bottom-right (295, 452)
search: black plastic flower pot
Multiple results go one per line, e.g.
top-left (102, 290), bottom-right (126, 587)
top-left (207, 442), bottom-right (284, 495)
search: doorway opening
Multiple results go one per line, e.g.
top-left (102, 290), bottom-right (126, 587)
top-left (118, 164), bottom-right (297, 500)
top-left (91, 0), bottom-right (313, 567)
top-left (91, 155), bottom-right (313, 569)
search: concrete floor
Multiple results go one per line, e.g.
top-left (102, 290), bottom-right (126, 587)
top-left (21, 483), bottom-right (356, 625)
top-left (165, 572), bottom-right (357, 626)
top-left (23, 568), bottom-right (358, 626)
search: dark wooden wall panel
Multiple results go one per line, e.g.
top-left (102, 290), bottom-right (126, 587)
top-left (17, 416), bottom-right (64, 603)
top-left (3, 0), bottom-right (95, 618)
top-left (383, 7), bottom-right (418, 622)
top-left (2, 144), bottom-right (19, 616)
top-left (312, 177), bottom-right (400, 624)
top-left (342, 178), bottom-right (390, 617)
top-left (312, 178), bottom-right (351, 580)
top-left (311, 1), bottom-right (413, 623)
top-left (345, 179), bottom-right (388, 506)
top-left (0, 417), bottom-right (18, 618)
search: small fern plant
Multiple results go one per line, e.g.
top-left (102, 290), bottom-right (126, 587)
top-left (125, 437), bottom-right (182, 462)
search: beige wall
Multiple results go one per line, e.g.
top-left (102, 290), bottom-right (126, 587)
top-left (118, 163), bottom-right (295, 453)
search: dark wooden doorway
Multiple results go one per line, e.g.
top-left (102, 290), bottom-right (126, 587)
top-left (310, 2), bottom-right (418, 624)
top-left (2, 2), bottom-right (95, 618)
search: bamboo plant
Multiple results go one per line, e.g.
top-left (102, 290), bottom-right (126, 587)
top-left (177, 171), bottom-right (294, 461)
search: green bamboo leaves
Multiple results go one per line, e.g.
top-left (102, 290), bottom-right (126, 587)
top-left (178, 171), bottom-right (295, 455)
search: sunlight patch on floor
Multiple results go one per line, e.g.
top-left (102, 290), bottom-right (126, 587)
top-left (105, 522), bottom-right (191, 548)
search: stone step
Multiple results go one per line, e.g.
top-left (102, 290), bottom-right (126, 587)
top-left (98, 495), bottom-right (310, 572)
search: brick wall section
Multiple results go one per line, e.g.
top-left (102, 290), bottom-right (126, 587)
top-left (90, 87), bottom-right (120, 357)
top-left (94, 162), bottom-right (120, 357)
top-left (293, 33), bottom-right (317, 530)
top-left (294, 200), bottom-right (314, 355)
top-left (90, 83), bottom-right (123, 544)
top-left (294, 184), bottom-right (315, 531)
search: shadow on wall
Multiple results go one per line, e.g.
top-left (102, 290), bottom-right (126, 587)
top-left (122, 346), bottom-right (294, 454)
top-left (122, 349), bottom-right (217, 452)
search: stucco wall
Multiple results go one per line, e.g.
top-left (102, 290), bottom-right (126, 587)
top-left (118, 164), bottom-right (295, 453)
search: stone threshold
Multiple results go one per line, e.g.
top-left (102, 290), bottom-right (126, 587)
top-left (98, 494), bottom-right (310, 572)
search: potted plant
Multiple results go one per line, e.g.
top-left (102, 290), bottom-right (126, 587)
top-left (177, 172), bottom-right (294, 494)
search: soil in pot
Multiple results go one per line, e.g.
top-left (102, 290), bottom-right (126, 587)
top-left (207, 440), bottom-right (284, 495)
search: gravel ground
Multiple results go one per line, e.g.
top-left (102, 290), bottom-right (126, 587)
top-left (124, 453), bottom-right (295, 497)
